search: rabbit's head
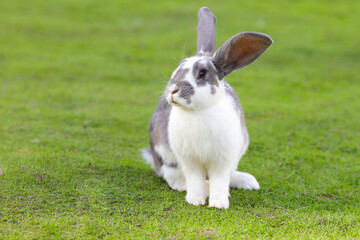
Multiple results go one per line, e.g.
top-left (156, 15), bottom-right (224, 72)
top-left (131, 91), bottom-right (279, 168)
top-left (166, 7), bottom-right (273, 110)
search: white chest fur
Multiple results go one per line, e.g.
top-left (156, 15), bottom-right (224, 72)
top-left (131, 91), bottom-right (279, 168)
top-left (168, 95), bottom-right (244, 166)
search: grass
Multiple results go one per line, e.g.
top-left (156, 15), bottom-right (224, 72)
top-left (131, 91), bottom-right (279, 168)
top-left (0, 0), bottom-right (359, 238)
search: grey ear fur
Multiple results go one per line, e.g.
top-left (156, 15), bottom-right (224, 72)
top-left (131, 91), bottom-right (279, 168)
top-left (213, 32), bottom-right (273, 79)
top-left (197, 7), bottom-right (216, 55)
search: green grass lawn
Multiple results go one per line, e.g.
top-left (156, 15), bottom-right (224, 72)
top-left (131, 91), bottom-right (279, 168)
top-left (1, 0), bottom-right (359, 238)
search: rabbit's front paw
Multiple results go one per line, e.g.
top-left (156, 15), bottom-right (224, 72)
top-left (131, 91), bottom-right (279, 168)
top-left (186, 193), bottom-right (206, 206)
top-left (209, 196), bottom-right (229, 209)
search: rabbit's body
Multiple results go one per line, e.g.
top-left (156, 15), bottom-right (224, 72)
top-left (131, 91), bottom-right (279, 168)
top-left (142, 7), bottom-right (272, 208)
top-left (170, 89), bottom-right (243, 166)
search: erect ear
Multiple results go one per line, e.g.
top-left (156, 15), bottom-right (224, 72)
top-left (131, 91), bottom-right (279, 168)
top-left (196, 7), bottom-right (216, 55)
top-left (213, 32), bottom-right (273, 79)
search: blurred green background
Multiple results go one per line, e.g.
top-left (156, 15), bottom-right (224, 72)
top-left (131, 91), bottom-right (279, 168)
top-left (0, 0), bottom-right (359, 238)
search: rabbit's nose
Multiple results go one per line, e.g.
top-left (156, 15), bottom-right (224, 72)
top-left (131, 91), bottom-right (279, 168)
top-left (171, 88), bottom-right (179, 94)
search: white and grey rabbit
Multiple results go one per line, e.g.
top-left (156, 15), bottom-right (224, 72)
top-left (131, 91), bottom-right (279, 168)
top-left (142, 7), bottom-right (273, 209)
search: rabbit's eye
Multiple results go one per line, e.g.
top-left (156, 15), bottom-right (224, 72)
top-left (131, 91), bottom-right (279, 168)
top-left (197, 69), bottom-right (207, 79)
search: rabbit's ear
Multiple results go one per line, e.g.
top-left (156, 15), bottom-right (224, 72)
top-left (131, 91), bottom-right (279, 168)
top-left (197, 7), bottom-right (216, 55)
top-left (213, 32), bottom-right (273, 79)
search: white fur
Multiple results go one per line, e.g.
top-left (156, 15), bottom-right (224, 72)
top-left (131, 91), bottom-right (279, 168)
top-left (154, 145), bottom-right (177, 166)
top-left (169, 93), bottom-right (244, 208)
top-left (154, 145), bottom-right (186, 191)
top-left (160, 165), bottom-right (186, 192)
top-left (141, 148), bottom-right (155, 169)
top-left (230, 171), bottom-right (260, 190)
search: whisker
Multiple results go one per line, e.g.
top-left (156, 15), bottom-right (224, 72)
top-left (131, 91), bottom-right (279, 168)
top-left (160, 71), bottom-right (169, 82)
top-left (150, 94), bottom-right (164, 106)
top-left (172, 56), bottom-right (179, 65)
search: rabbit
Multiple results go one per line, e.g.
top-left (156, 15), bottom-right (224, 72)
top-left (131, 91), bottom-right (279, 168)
top-left (142, 7), bottom-right (273, 209)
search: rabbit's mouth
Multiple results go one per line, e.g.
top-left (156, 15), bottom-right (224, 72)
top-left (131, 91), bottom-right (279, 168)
top-left (170, 95), bottom-right (179, 105)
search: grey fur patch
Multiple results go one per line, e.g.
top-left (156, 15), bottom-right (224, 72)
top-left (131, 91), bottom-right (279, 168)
top-left (224, 82), bottom-right (249, 148)
top-left (192, 60), bottom-right (219, 94)
top-left (149, 96), bottom-right (172, 172)
top-left (165, 162), bottom-right (178, 168)
top-left (171, 67), bottom-right (189, 84)
top-left (177, 81), bottom-right (195, 104)
top-left (170, 67), bottom-right (195, 104)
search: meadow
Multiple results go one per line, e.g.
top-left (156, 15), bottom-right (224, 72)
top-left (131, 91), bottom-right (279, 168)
top-left (0, 0), bottom-right (359, 238)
